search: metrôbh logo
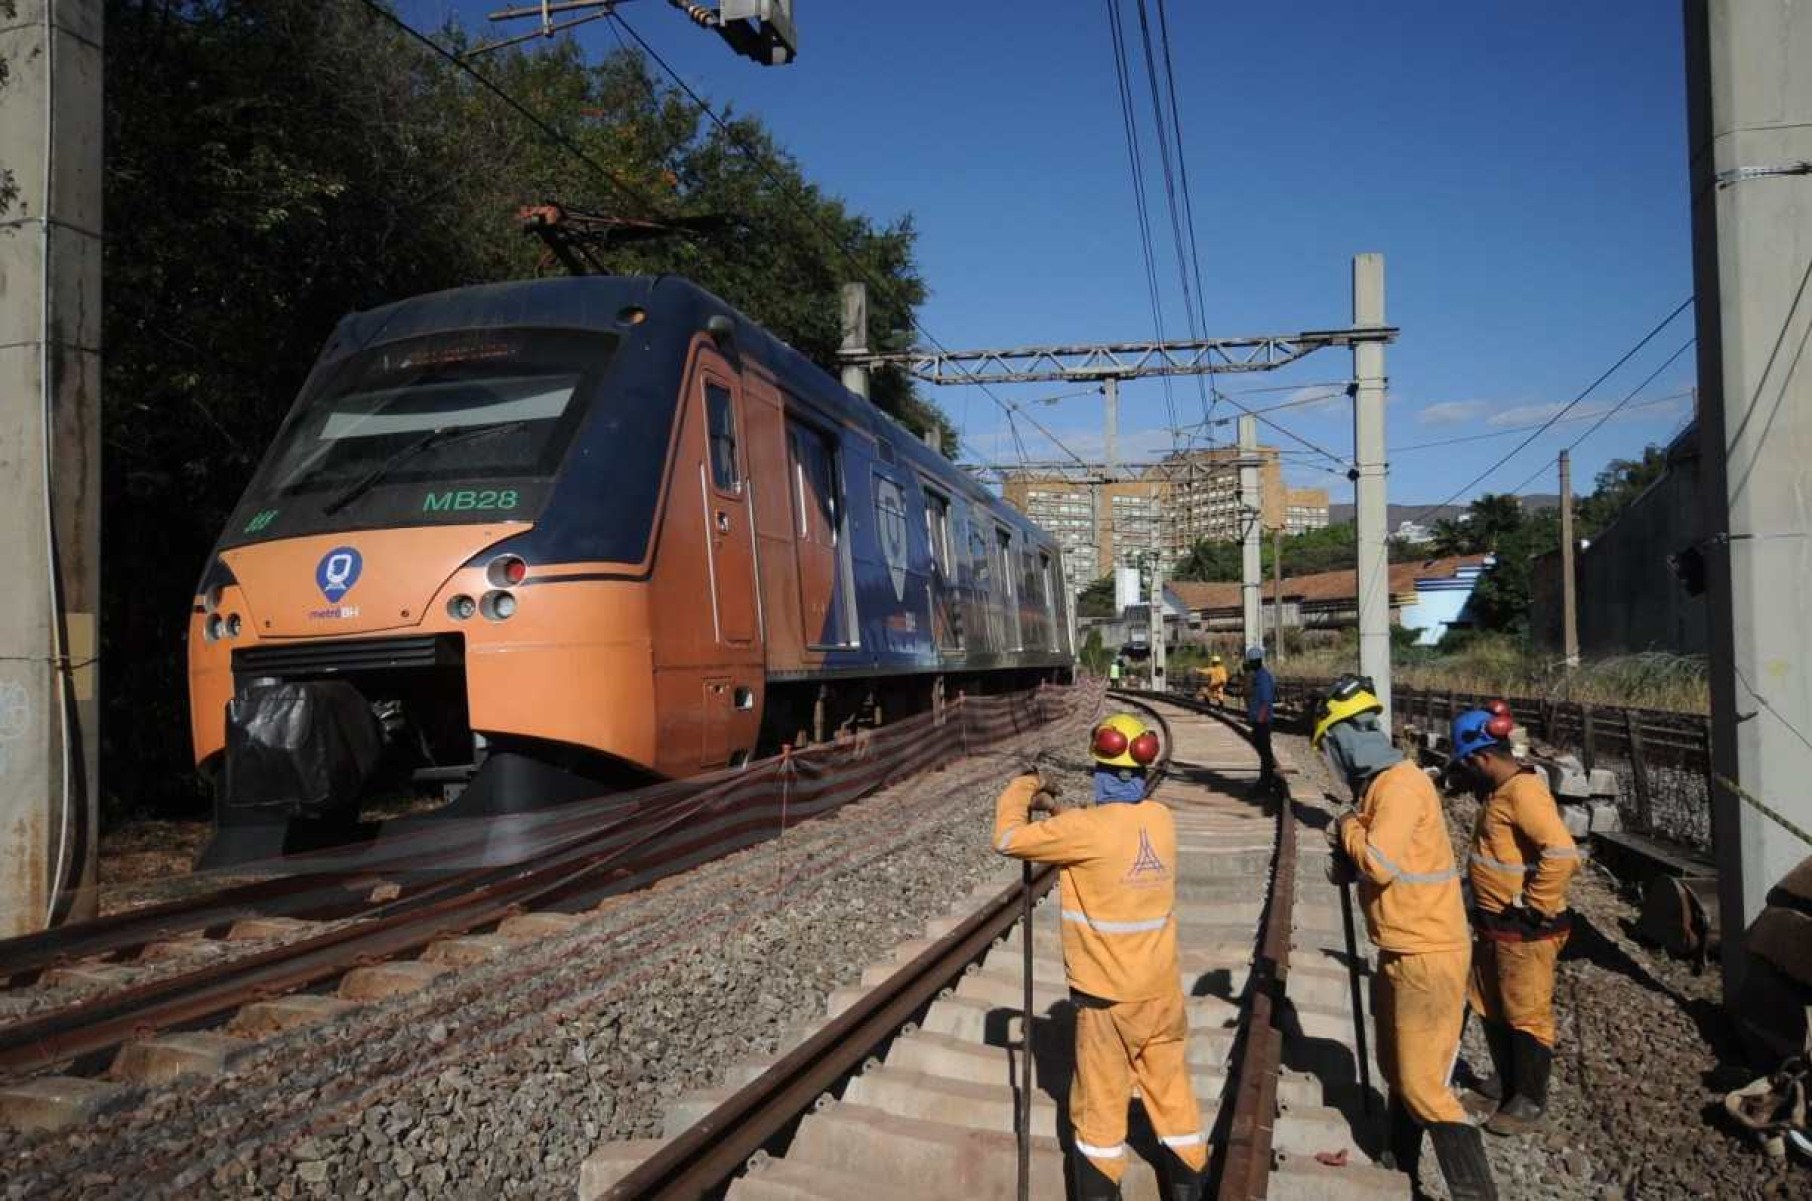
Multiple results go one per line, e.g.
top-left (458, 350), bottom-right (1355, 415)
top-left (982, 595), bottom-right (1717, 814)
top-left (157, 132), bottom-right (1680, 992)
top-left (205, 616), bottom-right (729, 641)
top-left (316, 546), bottom-right (363, 603)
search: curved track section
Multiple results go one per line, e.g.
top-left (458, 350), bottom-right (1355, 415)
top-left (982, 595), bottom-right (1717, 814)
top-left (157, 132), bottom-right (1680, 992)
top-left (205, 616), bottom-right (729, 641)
top-left (580, 695), bottom-right (1410, 1200)
top-left (0, 686), bottom-right (1091, 1130)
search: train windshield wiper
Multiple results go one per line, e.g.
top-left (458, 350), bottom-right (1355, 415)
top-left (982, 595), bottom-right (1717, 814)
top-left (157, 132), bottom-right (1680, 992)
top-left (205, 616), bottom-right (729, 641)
top-left (322, 421), bottom-right (528, 515)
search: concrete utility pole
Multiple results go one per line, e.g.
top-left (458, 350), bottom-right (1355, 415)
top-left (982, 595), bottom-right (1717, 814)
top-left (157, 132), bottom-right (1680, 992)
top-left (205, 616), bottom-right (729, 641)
top-left (1148, 553), bottom-right (1166, 692)
top-left (1559, 450), bottom-right (1580, 669)
top-left (0, 0), bottom-right (103, 934)
top-left (1102, 377), bottom-right (1119, 477)
top-left (1238, 416), bottom-right (1262, 653)
top-left (839, 283), bottom-right (870, 400)
top-left (1684, 0), bottom-right (1812, 1003)
top-left (1273, 525), bottom-right (1285, 665)
top-left (1352, 254), bottom-right (1391, 726)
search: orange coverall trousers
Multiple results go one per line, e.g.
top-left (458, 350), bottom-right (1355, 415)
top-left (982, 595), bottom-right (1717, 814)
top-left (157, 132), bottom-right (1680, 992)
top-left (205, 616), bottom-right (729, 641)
top-left (1372, 947), bottom-right (1471, 1124)
top-left (1468, 932), bottom-right (1568, 1047)
top-left (1070, 990), bottom-right (1207, 1181)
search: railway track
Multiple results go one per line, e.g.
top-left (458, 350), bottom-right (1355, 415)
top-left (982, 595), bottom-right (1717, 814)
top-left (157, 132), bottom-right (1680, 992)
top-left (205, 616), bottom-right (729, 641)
top-left (580, 695), bottom-right (1410, 1200)
top-left (0, 685), bottom-right (1088, 1136)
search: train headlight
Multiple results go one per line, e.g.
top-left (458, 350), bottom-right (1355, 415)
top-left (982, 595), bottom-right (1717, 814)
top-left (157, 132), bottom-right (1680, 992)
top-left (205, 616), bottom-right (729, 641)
top-left (205, 614), bottom-right (224, 642)
top-left (480, 591), bottom-right (517, 621)
top-left (447, 595), bottom-right (478, 621)
top-left (486, 555), bottom-right (528, 588)
top-left (203, 587), bottom-right (224, 614)
top-left (225, 613), bottom-right (242, 638)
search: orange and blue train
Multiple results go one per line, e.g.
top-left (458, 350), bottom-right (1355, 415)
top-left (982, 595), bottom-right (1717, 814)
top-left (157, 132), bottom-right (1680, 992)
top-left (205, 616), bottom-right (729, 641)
top-left (188, 276), bottom-right (1074, 865)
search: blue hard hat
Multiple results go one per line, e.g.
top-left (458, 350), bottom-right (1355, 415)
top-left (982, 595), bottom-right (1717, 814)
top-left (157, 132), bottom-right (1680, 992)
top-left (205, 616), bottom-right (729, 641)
top-left (1244, 645), bottom-right (1264, 662)
top-left (1451, 708), bottom-right (1512, 759)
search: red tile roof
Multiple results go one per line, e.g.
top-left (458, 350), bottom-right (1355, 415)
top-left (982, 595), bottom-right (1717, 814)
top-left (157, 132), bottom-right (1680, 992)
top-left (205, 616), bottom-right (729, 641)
top-left (1169, 554), bottom-right (1490, 613)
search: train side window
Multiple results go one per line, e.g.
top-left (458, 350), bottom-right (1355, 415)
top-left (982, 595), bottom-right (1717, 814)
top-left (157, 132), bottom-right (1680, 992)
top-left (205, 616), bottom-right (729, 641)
top-left (922, 487), bottom-right (953, 574)
top-left (996, 526), bottom-right (1022, 649)
top-left (706, 383), bottom-right (740, 492)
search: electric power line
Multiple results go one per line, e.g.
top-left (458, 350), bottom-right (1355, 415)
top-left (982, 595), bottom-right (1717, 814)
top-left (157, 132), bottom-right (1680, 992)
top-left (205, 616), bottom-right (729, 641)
top-left (1389, 386), bottom-right (1694, 455)
top-left (1500, 335), bottom-right (1698, 496)
top-left (608, 11), bottom-right (1096, 474)
top-left (1400, 296), bottom-right (1695, 525)
top-left (351, 0), bottom-right (665, 220)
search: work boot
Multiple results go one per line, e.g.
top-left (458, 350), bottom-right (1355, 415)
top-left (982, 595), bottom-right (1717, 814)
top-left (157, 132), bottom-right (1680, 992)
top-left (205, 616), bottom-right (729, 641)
top-left (1381, 1096), bottom-right (1423, 1180)
top-left (1071, 1149), bottom-right (1123, 1201)
top-left (1462, 1019), bottom-right (1514, 1119)
top-left (1486, 1033), bottom-right (1553, 1135)
top-left (1428, 1122), bottom-right (1500, 1201)
top-left (1155, 1145), bottom-right (1207, 1201)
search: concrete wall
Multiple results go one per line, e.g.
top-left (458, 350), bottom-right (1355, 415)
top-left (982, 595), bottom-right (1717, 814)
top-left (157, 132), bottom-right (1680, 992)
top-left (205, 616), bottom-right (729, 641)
top-left (1531, 432), bottom-right (1708, 656)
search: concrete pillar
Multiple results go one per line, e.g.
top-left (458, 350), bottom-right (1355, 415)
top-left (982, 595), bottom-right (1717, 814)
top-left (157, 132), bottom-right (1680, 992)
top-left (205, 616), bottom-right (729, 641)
top-left (839, 282), bottom-right (869, 400)
top-left (1102, 377), bottom-right (1119, 478)
top-left (1238, 416), bottom-right (1261, 653)
top-left (1352, 254), bottom-right (1391, 726)
top-left (1560, 450), bottom-right (1580, 669)
top-left (0, 0), bottom-right (103, 933)
top-left (1684, 0), bottom-right (1812, 1001)
top-left (1148, 555), bottom-right (1165, 691)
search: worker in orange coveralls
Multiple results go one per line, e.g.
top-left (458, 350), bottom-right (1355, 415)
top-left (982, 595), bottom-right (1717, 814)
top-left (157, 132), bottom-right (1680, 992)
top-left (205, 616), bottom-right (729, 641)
top-left (1205, 655), bottom-right (1229, 708)
top-left (992, 713), bottom-right (1206, 1201)
top-left (1315, 676), bottom-right (1498, 1201)
top-left (1448, 707), bottom-right (1580, 1135)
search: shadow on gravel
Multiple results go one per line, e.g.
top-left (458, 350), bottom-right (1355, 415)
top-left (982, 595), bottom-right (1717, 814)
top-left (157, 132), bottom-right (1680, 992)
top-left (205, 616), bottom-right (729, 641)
top-left (1562, 911), bottom-right (1746, 1064)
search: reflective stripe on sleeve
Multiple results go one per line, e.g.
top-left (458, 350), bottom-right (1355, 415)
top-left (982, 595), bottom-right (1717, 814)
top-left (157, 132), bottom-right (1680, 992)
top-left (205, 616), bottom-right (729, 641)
top-left (1060, 909), bottom-right (1173, 934)
top-left (1074, 1139), bottom-right (1125, 1159)
top-left (1366, 844), bottom-right (1460, 885)
top-left (1470, 851), bottom-right (1535, 875)
top-left (1540, 845), bottom-right (1581, 859)
top-left (1158, 1131), bottom-right (1205, 1148)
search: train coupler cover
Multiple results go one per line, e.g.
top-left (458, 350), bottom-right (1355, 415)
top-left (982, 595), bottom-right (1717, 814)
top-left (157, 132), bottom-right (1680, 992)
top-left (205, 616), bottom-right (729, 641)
top-left (221, 680), bottom-right (383, 816)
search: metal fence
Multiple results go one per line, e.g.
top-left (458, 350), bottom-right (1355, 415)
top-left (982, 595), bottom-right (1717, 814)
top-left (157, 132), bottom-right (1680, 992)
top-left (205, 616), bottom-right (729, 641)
top-left (1271, 679), bottom-right (1714, 852)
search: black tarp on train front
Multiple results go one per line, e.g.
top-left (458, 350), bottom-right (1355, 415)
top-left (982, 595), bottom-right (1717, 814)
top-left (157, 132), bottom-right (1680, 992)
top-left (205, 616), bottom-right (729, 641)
top-left (221, 680), bottom-right (383, 816)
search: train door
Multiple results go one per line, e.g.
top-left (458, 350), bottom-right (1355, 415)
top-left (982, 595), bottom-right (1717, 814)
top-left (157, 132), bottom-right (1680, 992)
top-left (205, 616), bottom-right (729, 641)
top-left (701, 376), bottom-right (758, 647)
top-left (787, 420), bottom-right (856, 649)
top-left (922, 485), bottom-right (962, 651)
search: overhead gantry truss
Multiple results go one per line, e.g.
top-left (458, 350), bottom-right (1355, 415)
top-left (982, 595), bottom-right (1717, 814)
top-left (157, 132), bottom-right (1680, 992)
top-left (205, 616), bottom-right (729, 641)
top-left (846, 326), bottom-right (1397, 385)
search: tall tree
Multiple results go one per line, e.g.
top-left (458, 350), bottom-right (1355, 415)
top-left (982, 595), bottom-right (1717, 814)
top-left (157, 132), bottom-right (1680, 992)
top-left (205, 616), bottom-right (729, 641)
top-left (102, 0), bottom-right (947, 816)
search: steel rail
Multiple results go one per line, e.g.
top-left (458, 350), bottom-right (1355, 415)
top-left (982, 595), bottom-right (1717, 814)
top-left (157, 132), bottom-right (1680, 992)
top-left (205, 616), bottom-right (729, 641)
top-left (598, 865), bottom-right (1060, 1199)
top-left (600, 692), bottom-right (1168, 1198)
top-left (0, 688), bottom-right (1085, 1080)
top-left (1127, 690), bottom-right (1296, 1200)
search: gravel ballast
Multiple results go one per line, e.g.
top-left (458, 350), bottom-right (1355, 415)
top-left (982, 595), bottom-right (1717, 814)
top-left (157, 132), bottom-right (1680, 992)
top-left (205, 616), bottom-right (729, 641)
top-left (1279, 724), bottom-right (1810, 1201)
top-left (2, 707), bottom-right (1103, 1200)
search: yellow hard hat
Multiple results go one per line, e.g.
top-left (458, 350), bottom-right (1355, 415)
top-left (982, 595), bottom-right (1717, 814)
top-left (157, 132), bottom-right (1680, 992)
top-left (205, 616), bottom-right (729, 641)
top-left (1310, 674), bottom-right (1383, 749)
top-left (1210, 655), bottom-right (1222, 663)
top-left (1091, 713), bottom-right (1160, 768)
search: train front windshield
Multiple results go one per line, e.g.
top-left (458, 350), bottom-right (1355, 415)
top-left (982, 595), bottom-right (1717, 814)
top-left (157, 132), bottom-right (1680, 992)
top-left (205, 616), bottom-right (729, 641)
top-left (222, 327), bottom-right (618, 545)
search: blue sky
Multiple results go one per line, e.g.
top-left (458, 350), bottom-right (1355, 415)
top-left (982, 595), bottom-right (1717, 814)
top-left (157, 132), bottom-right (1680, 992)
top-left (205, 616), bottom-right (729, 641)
top-left (399, 0), bottom-right (1698, 507)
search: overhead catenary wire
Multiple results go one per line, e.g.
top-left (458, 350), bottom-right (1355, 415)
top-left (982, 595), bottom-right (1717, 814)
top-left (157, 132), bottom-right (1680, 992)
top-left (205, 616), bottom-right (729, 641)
top-left (1499, 335), bottom-right (1697, 496)
top-left (350, 0), bottom-right (667, 220)
top-left (608, 11), bottom-right (1095, 475)
top-left (1399, 295), bottom-right (1695, 526)
top-left (1389, 387), bottom-right (1695, 455)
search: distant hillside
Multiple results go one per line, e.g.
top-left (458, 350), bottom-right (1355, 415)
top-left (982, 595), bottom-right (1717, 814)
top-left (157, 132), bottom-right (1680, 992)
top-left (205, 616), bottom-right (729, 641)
top-left (1329, 496), bottom-right (1559, 528)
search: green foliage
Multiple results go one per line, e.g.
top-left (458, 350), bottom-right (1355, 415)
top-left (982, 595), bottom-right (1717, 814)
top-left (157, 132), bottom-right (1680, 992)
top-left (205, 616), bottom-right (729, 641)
top-left (1076, 575), bottom-right (1118, 618)
top-left (102, 0), bottom-right (945, 816)
top-left (1576, 446), bottom-right (1669, 536)
top-left (1169, 521), bottom-right (1432, 583)
top-left (1078, 627), bottom-right (1111, 674)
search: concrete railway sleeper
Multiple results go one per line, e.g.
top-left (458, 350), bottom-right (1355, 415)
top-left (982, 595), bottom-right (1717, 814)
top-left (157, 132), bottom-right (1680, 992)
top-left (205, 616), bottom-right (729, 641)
top-left (0, 685), bottom-right (1092, 1137)
top-left (580, 697), bottom-right (1410, 1200)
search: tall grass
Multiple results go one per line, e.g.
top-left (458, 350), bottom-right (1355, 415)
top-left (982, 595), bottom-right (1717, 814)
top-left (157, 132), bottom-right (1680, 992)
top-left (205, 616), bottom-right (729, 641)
top-left (1274, 632), bottom-right (1709, 713)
